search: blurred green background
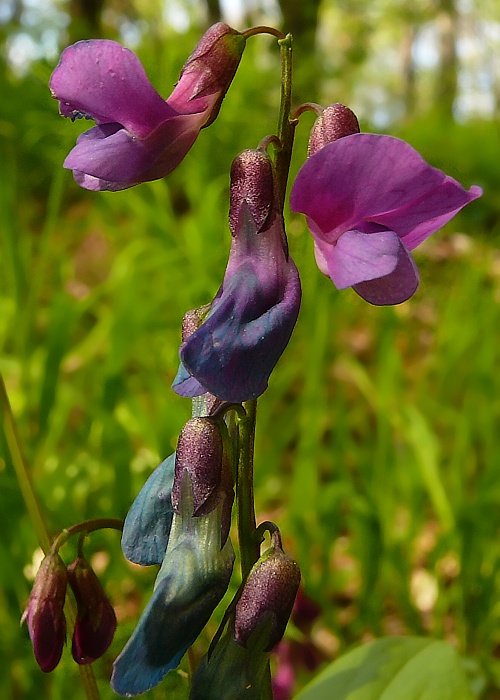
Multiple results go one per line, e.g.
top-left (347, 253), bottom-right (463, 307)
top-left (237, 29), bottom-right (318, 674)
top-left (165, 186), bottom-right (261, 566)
top-left (1, 0), bottom-right (499, 698)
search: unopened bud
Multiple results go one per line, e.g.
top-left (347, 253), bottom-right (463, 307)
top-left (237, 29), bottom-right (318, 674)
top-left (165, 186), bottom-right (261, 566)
top-left (67, 556), bottom-right (117, 665)
top-left (308, 103), bottom-right (360, 157)
top-left (180, 22), bottom-right (246, 127)
top-left (229, 149), bottom-right (275, 236)
top-left (233, 529), bottom-right (301, 651)
top-left (181, 305), bottom-right (211, 342)
top-left (21, 551), bottom-right (68, 672)
top-left (172, 417), bottom-right (224, 515)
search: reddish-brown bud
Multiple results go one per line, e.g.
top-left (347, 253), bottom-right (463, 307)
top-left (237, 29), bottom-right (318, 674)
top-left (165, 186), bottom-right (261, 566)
top-left (233, 530), bottom-right (301, 651)
top-left (67, 556), bottom-right (117, 665)
top-left (172, 417), bottom-right (224, 515)
top-left (229, 149), bottom-right (276, 236)
top-left (180, 22), bottom-right (246, 127)
top-left (307, 103), bottom-right (360, 157)
top-left (21, 551), bottom-right (68, 672)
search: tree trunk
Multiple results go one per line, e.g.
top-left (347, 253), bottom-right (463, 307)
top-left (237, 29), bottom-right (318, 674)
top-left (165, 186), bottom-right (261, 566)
top-left (402, 25), bottom-right (417, 118)
top-left (434, 0), bottom-right (458, 119)
top-left (68, 0), bottom-right (105, 42)
top-left (205, 0), bottom-right (221, 25)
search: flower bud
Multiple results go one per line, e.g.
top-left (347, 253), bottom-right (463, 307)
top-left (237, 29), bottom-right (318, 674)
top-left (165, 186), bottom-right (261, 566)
top-left (67, 556), bottom-right (117, 665)
top-left (21, 551), bottom-right (68, 672)
top-left (307, 103), bottom-right (360, 157)
top-left (179, 22), bottom-right (246, 127)
top-left (233, 530), bottom-right (301, 651)
top-left (229, 149), bottom-right (275, 236)
top-left (172, 417), bottom-right (224, 516)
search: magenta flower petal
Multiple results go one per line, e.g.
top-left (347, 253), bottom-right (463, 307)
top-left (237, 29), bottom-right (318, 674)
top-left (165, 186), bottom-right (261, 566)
top-left (291, 134), bottom-right (479, 243)
top-left (64, 112), bottom-right (205, 185)
top-left (291, 130), bottom-right (481, 304)
top-left (377, 179), bottom-right (483, 250)
top-left (315, 229), bottom-right (401, 289)
top-left (353, 244), bottom-right (419, 305)
top-left (49, 40), bottom-right (175, 136)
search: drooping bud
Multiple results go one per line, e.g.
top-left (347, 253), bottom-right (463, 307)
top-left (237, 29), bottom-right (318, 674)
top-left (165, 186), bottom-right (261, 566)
top-left (67, 556), bottom-right (117, 665)
top-left (233, 529), bottom-right (301, 652)
top-left (21, 551), bottom-right (68, 672)
top-left (172, 417), bottom-right (224, 516)
top-left (307, 103), bottom-right (360, 157)
top-left (178, 22), bottom-right (246, 127)
top-left (229, 149), bottom-right (275, 236)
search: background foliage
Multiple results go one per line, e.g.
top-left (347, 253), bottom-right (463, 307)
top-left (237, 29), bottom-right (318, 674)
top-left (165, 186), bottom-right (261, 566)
top-left (1, 0), bottom-right (499, 698)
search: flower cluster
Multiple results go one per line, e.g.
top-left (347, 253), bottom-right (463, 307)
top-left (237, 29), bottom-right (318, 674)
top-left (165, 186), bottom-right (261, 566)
top-left (29, 15), bottom-right (484, 699)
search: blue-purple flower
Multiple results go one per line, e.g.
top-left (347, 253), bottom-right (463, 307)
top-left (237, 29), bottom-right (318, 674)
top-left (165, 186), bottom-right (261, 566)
top-left (290, 104), bottom-right (482, 305)
top-left (49, 23), bottom-right (245, 191)
top-left (113, 416), bottom-right (234, 696)
top-left (173, 149), bottom-right (302, 403)
top-left (111, 474), bottom-right (234, 696)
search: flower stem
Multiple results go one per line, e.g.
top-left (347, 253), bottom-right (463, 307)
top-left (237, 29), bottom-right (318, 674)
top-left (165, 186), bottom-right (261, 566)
top-left (51, 518), bottom-right (124, 553)
top-left (275, 33), bottom-right (296, 210)
top-left (1, 373), bottom-right (101, 699)
top-left (236, 399), bottom-right (259, 579)
top-left (243, 25), bottom-right (285, 40)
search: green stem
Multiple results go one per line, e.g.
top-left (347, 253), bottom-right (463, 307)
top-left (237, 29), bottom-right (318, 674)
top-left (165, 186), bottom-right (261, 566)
top-left (52, 518), bottom-right (124, 553)
top-left (0, 373), bottom-right (51, 554)
top-left (0, 373), bottom-right (101, 699)
top-left (236, 399), bottom-right (259, 579)
top-left (275, 34), bottom-right (295, 210)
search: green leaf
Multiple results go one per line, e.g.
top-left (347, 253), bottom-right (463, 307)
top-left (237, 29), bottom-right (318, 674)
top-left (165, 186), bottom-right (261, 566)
top-left (295, 637), bottom-right (473, 700)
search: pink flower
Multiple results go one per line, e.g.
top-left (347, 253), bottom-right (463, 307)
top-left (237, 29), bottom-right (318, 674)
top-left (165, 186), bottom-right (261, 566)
top-left (49, 23), bottom-right (245, 191)
top-left (291, 113), bottom-right (482, 305)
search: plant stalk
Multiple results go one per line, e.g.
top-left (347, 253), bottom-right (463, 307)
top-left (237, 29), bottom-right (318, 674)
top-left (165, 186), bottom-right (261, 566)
top-left (0, 373), bottom-right (101, 699)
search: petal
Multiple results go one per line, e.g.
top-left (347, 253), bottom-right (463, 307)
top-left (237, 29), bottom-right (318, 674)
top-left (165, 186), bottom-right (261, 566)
top-left (49, 40), bottom-right (175, 137)
top-left (64, 112), bottom-right (205, 188)
top-left (172, 361), bottom-right (207, 398)
top-left (111, 508), bottom-right (234, 697)
top-left (111, 576), bottom-right (190, 696)
top-left (64, 124), bottom-right (156, 182)
top-left (178, 258), bottom-right (301, 403)
top-left (317, 229), bottom-right (401, 289)
top-left (290, 134), bottom-right (478, 243)
top-left (380, 181), bottom-right (483, 250)
top-left (353, 244), bottom-right (419, 305)
top-left (121, 454), bottom-right (176, 566)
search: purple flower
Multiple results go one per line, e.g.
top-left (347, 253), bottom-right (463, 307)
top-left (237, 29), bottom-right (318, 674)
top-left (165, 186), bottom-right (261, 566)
top-left (291, 125), bottom-right (482, 305)
top-left (21, 551), bottom-right (68, 673)
top-left (49, 23), bottom-right (245, 191)
top-left (173, 150), bottom-right (301, 402)
top-left (67, 556), bottom-right (117, 665)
